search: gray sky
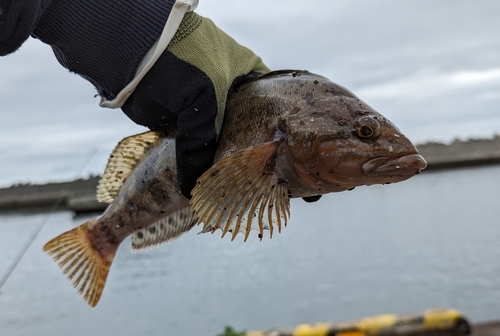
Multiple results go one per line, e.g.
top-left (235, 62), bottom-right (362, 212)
top-left (0, 0), bottom-right (499, 187)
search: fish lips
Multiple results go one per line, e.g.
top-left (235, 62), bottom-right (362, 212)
top-left (362, 154), bottom-right (427, 177)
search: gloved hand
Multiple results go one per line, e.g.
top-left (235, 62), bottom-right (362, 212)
top-left (122, 12), bottom-right (270, 199)
top-left (0, 0), bottom-right (49, 56)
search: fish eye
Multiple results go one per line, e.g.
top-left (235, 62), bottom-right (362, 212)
top-left (356, 125), bottom-right (374, 138)
top-left (354, 116), bottom-right (380, 139)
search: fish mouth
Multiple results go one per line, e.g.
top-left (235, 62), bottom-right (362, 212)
top-left (362, 154), bottom-right (427, 177)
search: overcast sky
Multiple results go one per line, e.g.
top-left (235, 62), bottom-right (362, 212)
top-left (0, 0), bottom-right (499, 187)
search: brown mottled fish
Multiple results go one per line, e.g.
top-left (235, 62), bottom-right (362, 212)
top-left (43, 70), bottom-right (426, 307)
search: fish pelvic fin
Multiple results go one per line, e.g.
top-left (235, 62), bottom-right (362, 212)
top-left (97, 131), bottom-right (162, 203)
top-left (43, 220), bottom-right (118, 307)
top-left (131, 207), bottom-right (197, 252)
top-left (190, 140), bottom-right (291, 242)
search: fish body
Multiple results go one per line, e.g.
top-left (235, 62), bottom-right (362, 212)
top-left (44, 70), bottom-right (426, 306)
top-left (217, 70), bottom-right (424, 195)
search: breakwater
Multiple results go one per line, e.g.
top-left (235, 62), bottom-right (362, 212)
top-left (416, 136), bottom-right (500, 170)
top-left (1, 137), bottom-right (499, 213)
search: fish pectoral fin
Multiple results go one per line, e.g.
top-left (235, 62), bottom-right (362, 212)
top-left (97, 131), bottom-right (162, 203)
top-left (43, 221), bottom-right (117, 307)
top-left (131, 207), bottom-right (197, 252)
top-left (190, 140), bottom-right (290, 242)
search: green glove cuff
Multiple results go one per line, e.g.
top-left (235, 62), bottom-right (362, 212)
top-left (167, 12), bottom-right (270, 135)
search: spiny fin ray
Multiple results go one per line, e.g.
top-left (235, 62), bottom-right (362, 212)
top-left (191, 141), bottom-right (290, 241)
top-left (97, 131), bottom-right (161, 203)
top-left (131, 207), bottom-right (197, 252)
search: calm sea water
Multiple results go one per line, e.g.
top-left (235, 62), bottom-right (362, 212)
top-left (1, 165), bottom-right (499, 336)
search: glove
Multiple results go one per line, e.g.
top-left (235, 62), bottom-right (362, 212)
top-left (0, 0), bottom-right (49, 56)
top-left (122, 12), bottom-right (269, 199)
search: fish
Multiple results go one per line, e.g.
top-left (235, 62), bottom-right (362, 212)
top-left (43, 70), bottom-right (427, 307)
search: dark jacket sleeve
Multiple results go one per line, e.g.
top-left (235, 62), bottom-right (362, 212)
top-left (0, 0), bottom-right (48, 56)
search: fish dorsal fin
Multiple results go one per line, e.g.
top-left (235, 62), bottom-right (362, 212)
top-left (190, 140), bottom-right (290, 242)
top-left (131, 207), bottom-right (197, 252)
top-left (97, 131), bottom-right (161, 203)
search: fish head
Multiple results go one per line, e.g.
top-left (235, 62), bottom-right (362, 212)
top-left (278, 74), bottom-right (427, 193)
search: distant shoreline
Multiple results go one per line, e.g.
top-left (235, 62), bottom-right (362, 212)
top-left (1, 137), bottom-right (499, 213)
top-left (417, 135), bottom-right (500, 170)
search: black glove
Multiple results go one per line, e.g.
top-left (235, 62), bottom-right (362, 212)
top-left (0, 0), bottom-right (49, 56)
top-left (122, 12), bottom-right (269, 199)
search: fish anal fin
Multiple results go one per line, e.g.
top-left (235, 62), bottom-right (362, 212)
top-left (191, 141), bottom-right (290, 241)
top-left (97, 131), bottom-right (161, 203)
top-left (43, 221), bottom-right (118, 307)
top-left (131, 207), bottom-right (197, 252)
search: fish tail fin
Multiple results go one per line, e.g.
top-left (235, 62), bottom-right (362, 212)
top-left (43, 219), bottom-right (117, 307)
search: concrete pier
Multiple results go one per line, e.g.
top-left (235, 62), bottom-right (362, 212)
top-left (0, 176), bottom-right (106, 213)
top-left (416, 136), bottom-right (500, 170)
top-left (0, 137), bottom-right (499, 213)
top-left (473, 321), bottom-right (500, 336)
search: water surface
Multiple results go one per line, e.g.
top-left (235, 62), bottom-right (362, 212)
top-left (0, 165), bottom-right (499, 335)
